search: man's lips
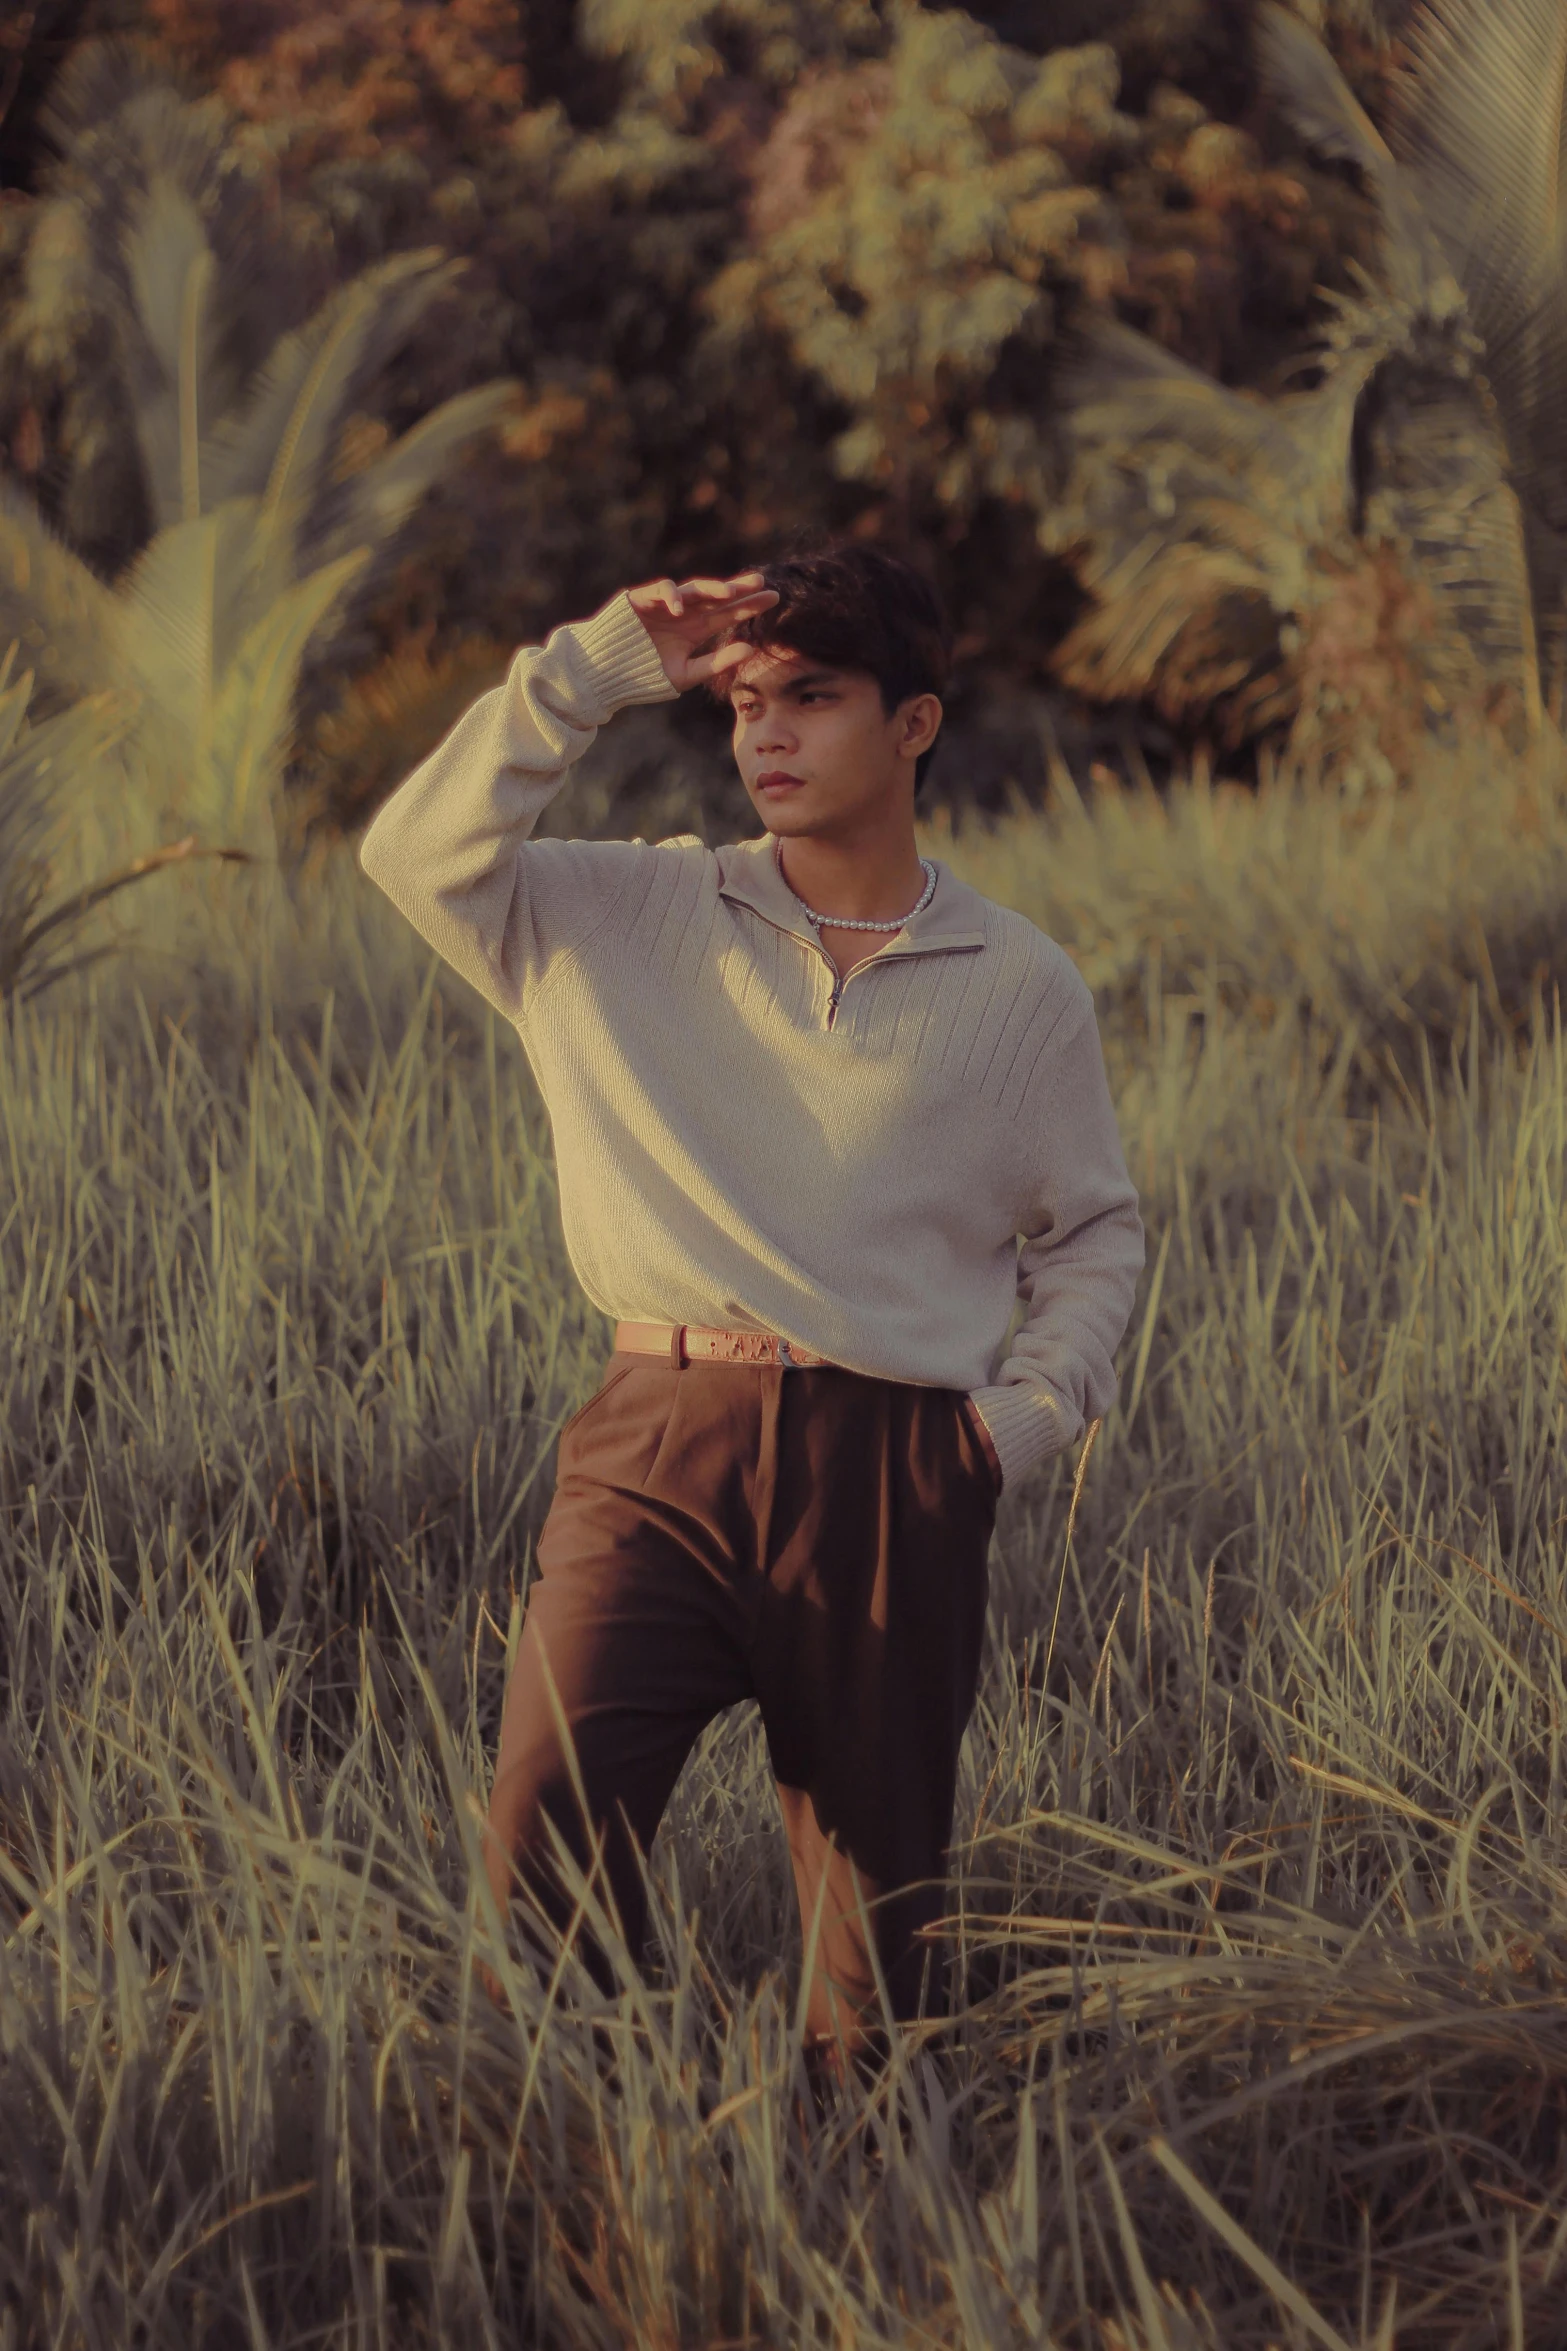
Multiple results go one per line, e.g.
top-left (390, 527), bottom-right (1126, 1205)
top-left (757, 771), bottom-right (805, 789)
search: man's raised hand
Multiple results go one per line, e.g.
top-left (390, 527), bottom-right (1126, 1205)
top-left (626, 572), bottom-right (780, 691)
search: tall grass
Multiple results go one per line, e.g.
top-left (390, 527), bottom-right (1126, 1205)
top-left (3, 739), bottom-right (1567, 2347)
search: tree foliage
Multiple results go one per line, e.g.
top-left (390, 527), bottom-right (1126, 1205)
top-left (2, 0), bottom-right (1544, 808)
top-left (698, 12), bottom-right (1133, 535)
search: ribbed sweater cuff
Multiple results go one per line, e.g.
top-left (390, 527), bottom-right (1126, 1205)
top-left (565, 588), bottom-right (682, 718)
top-left (967, 1377), bottom-right (1084, 1494)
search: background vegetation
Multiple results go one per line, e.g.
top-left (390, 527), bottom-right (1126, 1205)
top-left (3, 1), bottom-right (1566, 2344)
top-left (2, 0), bottom-right (1499, 853)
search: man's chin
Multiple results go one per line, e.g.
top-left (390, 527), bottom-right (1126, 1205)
top-left (753, 798), bottom-right (814, 831)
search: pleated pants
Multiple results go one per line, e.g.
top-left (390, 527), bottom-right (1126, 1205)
top-left (482, 1353), bottom-right (999, 2042)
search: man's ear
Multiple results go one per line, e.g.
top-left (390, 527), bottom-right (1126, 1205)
top-left (904, 693), bottom-right (941, 755)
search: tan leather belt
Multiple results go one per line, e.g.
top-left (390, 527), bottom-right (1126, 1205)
top-left (613, 1318), bottom-right (834, 1369)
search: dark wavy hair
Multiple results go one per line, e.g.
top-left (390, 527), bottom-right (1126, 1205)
top-left (702, 533), bottom-right (953, 795)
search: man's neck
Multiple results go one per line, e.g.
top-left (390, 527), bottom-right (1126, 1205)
top-left (773, 827), bottom-right (927, 925)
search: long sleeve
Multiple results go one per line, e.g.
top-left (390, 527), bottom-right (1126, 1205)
top-left (967, 996), bottom-right (1146, 1493)
top-left (357, 587), bottom-right (679, 1017)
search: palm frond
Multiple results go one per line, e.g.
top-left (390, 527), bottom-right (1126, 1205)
top-left (0, 484), bottom-right (128, 714)
top-left (1391, 0), bottom-right (1567, 369)
top-left (9, 837), bottom-right (257, 1007)
top-left (111, 499), bottom-right (269, 750)
top-left (1053, 314), bottom-right (1232, 398)
top-left (1055, 314), bottom-right (1380, 507)
top-left (120, 173), bottom-right (222, 531)
top-left (1255, 1), bottom-right (1463, 320)
top-left (1048, 318), bottom-right (1378, 613)
top-left (0, 653), bottom-right (31, 766)
top-left (1391, 0), bottom-right (1567, 658)
top-left (200, 250), bottom-right (463, 537)
top-left (307, 381), bottom-right (521, 574)
top-left (198, 552), bottom-right (371, 853)
top-left (1051, 537), bottom-right (1280, 717)
top-left (32, 52), bottom-right (262, 529)
top-left (37, 36), bottom-right (199, 153)
top-left (0, 651), bottom-right (135, 1003)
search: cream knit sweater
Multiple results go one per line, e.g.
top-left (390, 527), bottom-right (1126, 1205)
top-left (358, 587), bottom-right (1146, 1494)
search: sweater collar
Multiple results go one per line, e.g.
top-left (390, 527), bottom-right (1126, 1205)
top-left (714, 832), bottom-right (989, 956)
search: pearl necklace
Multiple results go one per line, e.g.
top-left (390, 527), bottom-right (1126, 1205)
top-left (773, 835), bottom-right (937, 931)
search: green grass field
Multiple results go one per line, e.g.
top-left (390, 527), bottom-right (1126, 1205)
top-left (4, 740), bottom-right (1567, 2348)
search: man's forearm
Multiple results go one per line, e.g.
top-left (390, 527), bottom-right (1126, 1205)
top-left (357, 590), bottom-right (677, 1015)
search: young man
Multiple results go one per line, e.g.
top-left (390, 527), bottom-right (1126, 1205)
top-left (358, 541), bottom-right (1145, 2075)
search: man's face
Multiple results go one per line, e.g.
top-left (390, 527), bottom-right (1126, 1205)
top-left (727, 645), bottom-right (940, 836)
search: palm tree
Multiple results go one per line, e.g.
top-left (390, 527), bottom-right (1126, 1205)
top-left (1039, 301), bottom-right (1468, 751)
top-left (1382, 0), bottom-right (1567, 709)
top-left (0, 43), bottom-right (518, 864)
top-left (1044, 0), bottom-right (1552, 761)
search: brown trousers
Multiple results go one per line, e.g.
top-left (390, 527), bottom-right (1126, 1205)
top-left (482, 1353), bottom-right (998, 2044)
